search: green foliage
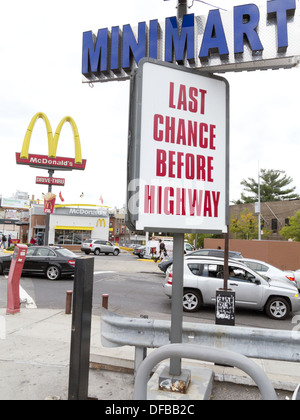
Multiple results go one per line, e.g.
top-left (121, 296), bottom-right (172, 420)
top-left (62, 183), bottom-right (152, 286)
top-left (233, 169), bottom-right (299, 204)
top-left (230, 209), bottom-right (271, 240)
top-left (280, 210), bottom-right (300, 241)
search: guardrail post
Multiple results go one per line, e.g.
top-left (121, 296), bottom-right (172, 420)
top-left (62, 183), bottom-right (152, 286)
top-left (68, 256), bottom-right (94, 400)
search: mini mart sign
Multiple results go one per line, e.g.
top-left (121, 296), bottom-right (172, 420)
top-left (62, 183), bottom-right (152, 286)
top-left (82, 0), bottom-right (300, 83)
top-left (127, 60), bottom-right (229, 234)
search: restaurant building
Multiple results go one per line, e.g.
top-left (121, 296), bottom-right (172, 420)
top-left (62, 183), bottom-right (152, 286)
top-left (29, 204), bottom-right (109, 249)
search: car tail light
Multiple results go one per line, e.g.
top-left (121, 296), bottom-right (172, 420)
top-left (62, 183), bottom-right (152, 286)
top-left (68, 260), bottom-right (76, 267)
top-left (90, 244), bottom-right (93, 248)
top-left (286, 275), bottom-right (295, 282)
top-left (167, 273), bottom-right (173, 285)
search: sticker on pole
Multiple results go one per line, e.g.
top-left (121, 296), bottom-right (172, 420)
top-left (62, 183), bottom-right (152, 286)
top-left (127, 59), bottom-right (229, 234)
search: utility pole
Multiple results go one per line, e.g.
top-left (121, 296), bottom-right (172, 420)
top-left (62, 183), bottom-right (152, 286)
top-left (177, 0), bottom-right (188, 18)
top-left (258, 163), bottom-right (261, 240)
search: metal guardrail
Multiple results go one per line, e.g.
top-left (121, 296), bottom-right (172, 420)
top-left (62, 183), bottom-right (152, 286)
top-left (134, 344), bottom-right (278, 400)
top-left (101, 308), bottom-right (300, 365)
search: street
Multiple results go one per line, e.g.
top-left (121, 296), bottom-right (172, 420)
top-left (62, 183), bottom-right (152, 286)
top-left (0, 251), bottom-right (299, 332)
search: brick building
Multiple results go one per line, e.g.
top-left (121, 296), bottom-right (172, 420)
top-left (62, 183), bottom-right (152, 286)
top-left (230, 199), bottom-right (300, 241)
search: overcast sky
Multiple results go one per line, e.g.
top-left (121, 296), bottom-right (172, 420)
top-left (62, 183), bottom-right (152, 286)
top-left (1, 0), bottom-right (299, 209)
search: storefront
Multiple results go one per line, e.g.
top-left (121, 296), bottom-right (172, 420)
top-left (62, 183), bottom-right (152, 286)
top-left (29, 204), bottom-right (109, 249)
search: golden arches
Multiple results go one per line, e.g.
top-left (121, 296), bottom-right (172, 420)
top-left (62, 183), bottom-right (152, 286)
top-left (20, 112), bottom-right (82, 164)
top-left (96, 218), bottom-right (106, 228)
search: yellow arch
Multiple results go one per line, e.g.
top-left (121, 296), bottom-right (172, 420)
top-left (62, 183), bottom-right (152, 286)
top-left (53, 116), bottom-right (82, 164)
top-left (21, 112), bottom-right (53, 159)
top-left (96, 218), bottom-right (106, 228)
top-left (20, 113), bottom-right (82, 164)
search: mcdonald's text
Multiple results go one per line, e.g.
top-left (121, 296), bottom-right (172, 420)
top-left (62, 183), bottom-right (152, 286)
top-left (16, 153), bottom-right (86, 170)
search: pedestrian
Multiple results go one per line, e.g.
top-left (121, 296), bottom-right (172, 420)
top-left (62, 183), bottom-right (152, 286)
top-left (37, 235), bottom-right (43, 246)
top-left (0, 234), bottom-right (7, 249)
top-left (156, 239), bottom-right (167, 262)
top-left (30, 237), bottom-right (36, 246)
top-left (8, 235), bottom-right (11, 247)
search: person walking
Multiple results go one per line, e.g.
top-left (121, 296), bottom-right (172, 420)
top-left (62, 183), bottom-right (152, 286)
top-left (1, 234), bottom-right (7, 249)
top-left (8, 235), bottom-right (11, 247)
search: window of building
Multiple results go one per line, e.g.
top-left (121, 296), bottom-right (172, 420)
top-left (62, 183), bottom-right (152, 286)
top-left (271, 219), bottom-right (278, 232)
top-left (54, 230), bottom-right (92, 245)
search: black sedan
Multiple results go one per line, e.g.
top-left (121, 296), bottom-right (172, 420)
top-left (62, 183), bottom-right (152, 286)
top-left (0, 246), bottom-right (77, 280)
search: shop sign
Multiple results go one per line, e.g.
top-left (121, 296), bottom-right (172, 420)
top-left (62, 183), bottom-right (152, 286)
top-left (54, 207), bottom-right (109, 217)
top-left (82, 0), bottom-right (300, 83)
top-left (127, 60), bottom-right (229, 234)
top-left (16, 113), bottom-right (86, 170)
top-left (36, 176), bottom-right (66, 185)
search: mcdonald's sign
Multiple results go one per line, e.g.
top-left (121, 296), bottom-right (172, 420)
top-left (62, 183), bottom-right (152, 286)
top-left (96, 218), bottom-right (106, 228)
top-left (16, 113), bottom-right (86, 170)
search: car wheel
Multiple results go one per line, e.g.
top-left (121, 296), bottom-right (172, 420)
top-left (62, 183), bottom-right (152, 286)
top-left (183, 289), bottom-right (202, 312)
top-left (113, 249), bottom-right (119, 256)
top-left (46, 265), bottom-right (61, 281)
top-left (84, 251), bottom-right (90, 255)
top-left (265, 297), bottom-right (290, 320)
top-left (94, 248), bottom-right (101, 256)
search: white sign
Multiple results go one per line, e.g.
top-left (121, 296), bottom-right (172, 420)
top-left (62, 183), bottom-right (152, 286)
top-left (127, 60), bottom-right (229, 234)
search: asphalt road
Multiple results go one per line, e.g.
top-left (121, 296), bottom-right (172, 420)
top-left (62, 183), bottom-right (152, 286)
top-left (0, 251), bottom-right (299, 332)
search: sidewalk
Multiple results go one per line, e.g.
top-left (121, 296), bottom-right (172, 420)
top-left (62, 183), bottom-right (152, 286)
top-left (0, 307), bottom-right (300, 400)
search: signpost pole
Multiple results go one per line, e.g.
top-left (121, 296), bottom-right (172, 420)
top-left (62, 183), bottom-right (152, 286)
top-left (168, 0), bottom-right (188, 379)
top-left (169, 233), bottom-right (184, 376)
top-left (44, 169), bottom-right (54, 246)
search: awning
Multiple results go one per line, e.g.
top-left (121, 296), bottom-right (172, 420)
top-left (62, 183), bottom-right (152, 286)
top-left (54, 226), bottom-right (94, 231)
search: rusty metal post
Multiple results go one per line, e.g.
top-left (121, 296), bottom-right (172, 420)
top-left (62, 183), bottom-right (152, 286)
top-left (102, 294), bottom-right (109, 309)
top-left (65, 291), bottom-right (73, 315)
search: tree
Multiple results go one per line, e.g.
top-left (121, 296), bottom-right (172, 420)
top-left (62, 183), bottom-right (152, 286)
top-left (230, 209), bottom-right (271, 240)
top-left (233, 169), bottom-right (299, 204)
top-left (280, 210), bottom-right (300, 241)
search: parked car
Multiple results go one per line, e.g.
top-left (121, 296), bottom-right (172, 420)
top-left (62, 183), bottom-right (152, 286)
top-left (158, 248), bottom-right (243, 273)
top-left (284, 269), bottom-right (300, 290)
top-left (190, 249), bottom-right (243, 258)
top-left (0, 246), bottom-right (77, 280)
top-left (163, 256), bottom-right (300, 320)
top-left (81, 239), bottom-right (120, 256)
top-left (133, 245), bottom-right (146, 258)
top-left (236, 258), bottom-right (296, 287)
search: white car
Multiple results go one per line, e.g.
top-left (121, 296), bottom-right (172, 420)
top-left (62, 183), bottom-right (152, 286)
top-left (164, 256), bottom-right (300, 320)
top-left (237, 258), bottom-right (297, 288)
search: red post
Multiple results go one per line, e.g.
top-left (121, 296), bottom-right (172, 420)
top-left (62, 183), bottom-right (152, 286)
top-left (102, 294), bottom-right (109, 309)
top-left (6, 244), bottom-right (28, 315)
top-left (65, 291), bottom-right (73, 314)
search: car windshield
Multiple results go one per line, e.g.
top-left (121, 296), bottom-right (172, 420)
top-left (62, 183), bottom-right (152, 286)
top-left (56, 248), bottom-right (77, 258)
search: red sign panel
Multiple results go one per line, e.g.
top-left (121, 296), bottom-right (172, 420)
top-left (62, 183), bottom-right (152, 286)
top-left (16, 153), bottom-right (86, 170)
top-left (36, 176), bottom-right (65, 186)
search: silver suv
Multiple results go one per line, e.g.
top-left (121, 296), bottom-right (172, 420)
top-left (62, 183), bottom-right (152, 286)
top-left (163, 256), bottom-right (300, 320)
top-left (81, 239), bottom-right (120, 256)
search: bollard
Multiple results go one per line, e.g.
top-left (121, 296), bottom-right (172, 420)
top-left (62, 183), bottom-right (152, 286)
top-left (65, 291), bottom-right (73, 315)
top-left (102, 294), bottom-right (109, 309)
top-left (7, 244), bottom-right (28, 315)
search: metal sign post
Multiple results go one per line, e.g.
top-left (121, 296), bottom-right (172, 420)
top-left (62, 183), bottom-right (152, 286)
top-left (126, 0), bottom-right (229, 392)
top-left (168, 0), bottom-right (188, 380)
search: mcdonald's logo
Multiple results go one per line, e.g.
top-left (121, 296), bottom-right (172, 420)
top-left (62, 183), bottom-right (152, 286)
top-left (96, 218), bottom-right (106, 228)
top-left (16, 112), bottom-right (86, 170)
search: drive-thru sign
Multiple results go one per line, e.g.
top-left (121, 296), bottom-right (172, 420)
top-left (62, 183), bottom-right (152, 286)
top-left (127, 59), bottom-right (229, 234)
